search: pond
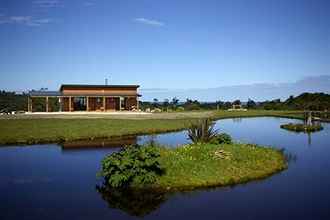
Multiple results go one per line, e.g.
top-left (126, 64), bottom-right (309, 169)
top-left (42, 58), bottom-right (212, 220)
top-left (1, 117), bottom-right (330, 219)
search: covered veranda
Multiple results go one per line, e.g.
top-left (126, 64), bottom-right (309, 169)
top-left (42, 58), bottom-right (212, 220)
top-left (28, 91), bottom-right (140, 112)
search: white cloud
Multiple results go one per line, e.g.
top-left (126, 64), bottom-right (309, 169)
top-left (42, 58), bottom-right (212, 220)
top-left (133, 18), bottom-right (165, 27)
top-left (0, 1), bottom-right (58, 27)
top-left (10, 16), bottom-right (32, 23)
top-left (83, 2), bottom-right (95, 7)
top-left (0, 15), bottom-right (53, 26)
top-left (33, 0), bottom-right (62, 8)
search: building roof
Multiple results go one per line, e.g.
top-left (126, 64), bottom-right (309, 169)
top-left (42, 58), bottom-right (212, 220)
top-left (28, 84), bottom-right (141, 97)
top-left (29, 91), bottom-right (62, 97)
top-left (60, 84), bottom-right (140, 91)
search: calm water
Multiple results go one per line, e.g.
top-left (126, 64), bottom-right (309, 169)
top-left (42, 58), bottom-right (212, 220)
top-left (1, 117), bottom-right (330, 219)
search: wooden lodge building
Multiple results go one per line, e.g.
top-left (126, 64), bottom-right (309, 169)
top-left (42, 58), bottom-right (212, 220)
top-left (28, 84), bottom-right (140, 112)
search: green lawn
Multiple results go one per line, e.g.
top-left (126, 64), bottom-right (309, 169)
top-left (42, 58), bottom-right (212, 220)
top-left (0, 119), bottom-right (192, 145)
top-left (0, 110), bottom-right (303, 145)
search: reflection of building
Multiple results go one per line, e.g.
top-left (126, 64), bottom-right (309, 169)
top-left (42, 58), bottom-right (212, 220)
top-left (28, 84), bottom-right (141, 112)
top-left (61, 136), bottom-right (138, 150)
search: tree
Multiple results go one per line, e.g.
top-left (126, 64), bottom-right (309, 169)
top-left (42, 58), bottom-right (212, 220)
top-left (171, 97), bottom-right (179, 110)
top-left (184, 99), bottom-right (200, 110)
top-left (163, 99), bottom-right (170, 111)
top-left (246, 99), bottom-right (256, 109)
top-left (152, 98), bottom-right (159, 108)
top-left (233, 100), bottom-right (241, 105)
top-left (224, 102), bottom-right (232, 110)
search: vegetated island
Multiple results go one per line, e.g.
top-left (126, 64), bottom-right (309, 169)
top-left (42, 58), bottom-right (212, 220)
top-left (98, 143), bottom-right (287, 192)
top-left (98, 120), bottom-right (288, 192)
top-left (280, 123), bottom-right (323, 133)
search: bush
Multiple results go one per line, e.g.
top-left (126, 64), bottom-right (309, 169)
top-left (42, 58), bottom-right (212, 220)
top-left (212, 133), bottom-right (232, 144)
top-left (176, 106), bottom-right (185, 112)
top-left (99, 145), bottom-right (165, 187)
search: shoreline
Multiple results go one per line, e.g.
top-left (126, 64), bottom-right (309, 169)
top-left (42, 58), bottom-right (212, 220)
top-left (0, 111), bottom-right (313, 146)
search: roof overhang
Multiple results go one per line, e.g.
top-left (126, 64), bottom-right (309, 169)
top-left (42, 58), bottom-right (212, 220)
top-left (28, 91), bottom-right (61, 97)
top-left (60, 84), bottom-right (140, 91)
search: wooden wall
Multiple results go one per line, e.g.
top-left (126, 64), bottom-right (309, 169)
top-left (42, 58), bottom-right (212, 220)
top-left (62, 87), bottom-right (137, 96)
top-left (61, 96), bottom-right (137, 111)
top-left (125, 97), bottom-right (137, 110)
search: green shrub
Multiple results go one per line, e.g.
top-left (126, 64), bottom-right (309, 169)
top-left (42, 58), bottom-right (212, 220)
top-left (99, 145), bottom-right (165, 187)
top-left (212, 133), bottom-right (232, 144)
top-left (176, 106), bottom-right (185, 112)
top-left (187, 118), bottom-right (218, 144)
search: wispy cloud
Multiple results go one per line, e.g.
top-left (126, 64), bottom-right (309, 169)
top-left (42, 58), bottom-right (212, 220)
top-left (0, 15), bottom-right (53, 26)
top-left (133, 18), bottom-right (165, 27)
top-left (83, 1), bottom-right (95, 7)
top-left (33, 0), bottom-right (62, 8)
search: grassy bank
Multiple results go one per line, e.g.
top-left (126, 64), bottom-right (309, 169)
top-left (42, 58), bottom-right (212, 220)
top-left (0, 110), bottom-right (303, 145)
top-left (0, 119), bottom-right (192, 145)
top-left (155, 143), bottom-right (287, 191)
top-left (212, 110), bottom-right (303, 120)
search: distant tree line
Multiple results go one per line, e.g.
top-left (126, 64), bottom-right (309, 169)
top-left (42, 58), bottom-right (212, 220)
top-left (0, 90), bottom-right (59, 113)
top-left (1, 91), bottom-right (329, 113)
top-left (140, 93), bottom-right (330, 112)
top-left (0, 91), bottom-right (28, 112)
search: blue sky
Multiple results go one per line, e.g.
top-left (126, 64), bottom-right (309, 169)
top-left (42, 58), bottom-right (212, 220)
top-left (0, 0), bottom-right (329, 96)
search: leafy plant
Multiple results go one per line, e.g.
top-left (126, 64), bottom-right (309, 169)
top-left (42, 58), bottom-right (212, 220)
top-left (187, 118), bottom-right (218, 144)
top-left (212, 133), bottom-right (232, 144)
top-left (99, 144), bottom-right (164, 188)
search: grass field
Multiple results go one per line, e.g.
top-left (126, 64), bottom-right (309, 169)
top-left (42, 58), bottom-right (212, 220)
top-left (0, 110), bottom-right (303, 145)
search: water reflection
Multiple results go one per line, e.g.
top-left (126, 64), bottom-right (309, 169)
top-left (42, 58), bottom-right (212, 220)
top-left (281, 129), bottom-right (315, 146)
top-left (307, 132), bottom-right (312, 146)
top-left (96, 185), bottom-right (169, 217)
top-left (144, 134), bottom-right (159, 147)
top-left (282, 149), bottom-right (298, 164)
top-left (232, 118), bottom-right (243, 123)
top-left (60, 136), bottom-right (138, 151)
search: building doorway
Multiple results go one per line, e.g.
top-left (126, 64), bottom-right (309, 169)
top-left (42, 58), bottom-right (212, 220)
top-left (73, 97), bottom-right (87, 111)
